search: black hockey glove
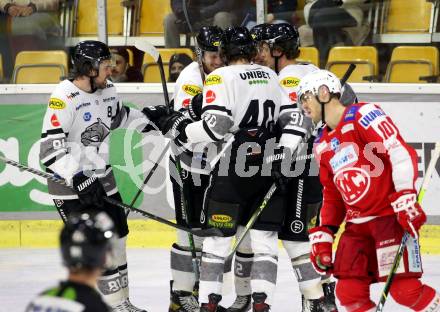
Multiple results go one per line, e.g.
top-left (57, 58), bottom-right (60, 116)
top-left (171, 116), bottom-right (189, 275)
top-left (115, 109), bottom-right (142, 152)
top-left (158, 111), bottom-right (192, 145)
top-left (187, 93), bottom-right (203, 121)
top-left (265, 147), bottom-right (291, 193)
top-left (142, 105), bottom-right (169, 131)
top-left (72, 172), bottom-right (105, 207)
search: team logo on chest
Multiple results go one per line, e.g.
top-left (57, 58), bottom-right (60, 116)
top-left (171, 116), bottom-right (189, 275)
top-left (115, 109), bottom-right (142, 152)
top-left (333, 167), bottom-right (371, 205)
top-left (81, 118), bottom-right (110, 146)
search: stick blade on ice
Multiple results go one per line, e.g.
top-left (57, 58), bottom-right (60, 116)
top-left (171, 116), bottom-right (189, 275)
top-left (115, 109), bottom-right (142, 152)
top-left (134, 40), bottom-right (160, 62)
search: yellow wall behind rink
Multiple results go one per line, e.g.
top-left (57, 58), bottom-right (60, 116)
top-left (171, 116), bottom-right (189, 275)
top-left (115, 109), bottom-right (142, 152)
top-left (1, 220), bottom-right (440, 255)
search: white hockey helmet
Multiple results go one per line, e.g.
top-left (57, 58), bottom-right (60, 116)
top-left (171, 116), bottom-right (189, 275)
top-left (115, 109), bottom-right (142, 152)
top-left (297, 69), bottom-right (342, 104)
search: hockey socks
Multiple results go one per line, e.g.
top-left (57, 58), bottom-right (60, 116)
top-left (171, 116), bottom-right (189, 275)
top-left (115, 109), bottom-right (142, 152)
top-left (336, 279), bottom-right (375, 312)
top-left (234, 251), bottom-right (253, 297)
top-left (291, 253), bottom-right (324, 300)
top-left (171, 243), bottom-right (201, 292)
top-left (97, 267), bottom-right (126, 306)
top-left (389, 278), bottom-right (440, 311)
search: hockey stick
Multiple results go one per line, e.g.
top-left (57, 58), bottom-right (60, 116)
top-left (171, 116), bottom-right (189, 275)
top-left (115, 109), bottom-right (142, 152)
top-left (341, 63), bottom-right (356, 84)
top-left (127, 39), bottom-right (174, 216)
top-left (125, 141), bottom-right (170, 216)
top-left (376, 141), bottom-right (440, 312)
top-left (0, 155), bottom-right (223, 237)
top-left (182, 0), bottom-right (205, 82)
top-left (226, 183), bottom-right (278, 260)
top-left (135, 40), bottom-right (171, 112)
top-left (135, 39), bottom-right (200, 280)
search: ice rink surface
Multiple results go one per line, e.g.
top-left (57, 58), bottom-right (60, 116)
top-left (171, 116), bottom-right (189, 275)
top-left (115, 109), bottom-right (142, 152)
top-left (1, 248), bottom-right (439, 312)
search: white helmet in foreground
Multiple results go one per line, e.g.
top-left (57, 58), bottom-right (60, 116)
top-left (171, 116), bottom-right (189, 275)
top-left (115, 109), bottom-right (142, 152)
top-left (297, 70), bottom-right (341, 104)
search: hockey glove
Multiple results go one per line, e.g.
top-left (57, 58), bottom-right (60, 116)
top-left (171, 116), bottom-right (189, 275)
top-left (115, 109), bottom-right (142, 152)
top-left (309, 226), bottom-right (334, 274)
top-left (187, 93), bottom-right (203, 121)
top-left (142, 105), bottom-right (169, 131)
top-left (265, 146), bottom-right (291, 193)
top-left (390, 189), bottom-right (426, 238)
top-left (158, 111), bottom-right (192, 144)
top-left (72, 172), bottom-right (105, 207)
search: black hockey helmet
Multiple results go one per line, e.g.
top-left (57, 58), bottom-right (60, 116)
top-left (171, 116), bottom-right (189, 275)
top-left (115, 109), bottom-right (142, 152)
top-left (60, 211), bottom-right (115, 270)
top-left (250, 23), bottom-right (272, 42)
top-left (72, 40), bottom-right (112, 76)
top-left (196, 26), bottom-right (223, 52)
top-left (219, 26), bottom-right (257, 63)
top-left (340, 83), bottom-right (358, 106)
top-left (267, 23), bottom-right (300, 59)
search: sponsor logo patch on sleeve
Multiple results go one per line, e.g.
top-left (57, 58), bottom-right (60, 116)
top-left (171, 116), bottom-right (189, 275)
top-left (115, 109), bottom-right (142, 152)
top-left (359, 107), bottom-right (386, 128)
top-left (182, 98), bottom-right (191, 108)
top-left (182, 84), bottom-right (202, 96)
top-left (289, 92), bottom-right (297, 102)
top-left (50, 114), bottom-right (60, 127)
top-left (280, 77), bottom-right (300, 88)
top-left (48, 98), bottom-right (66, 110)
top-left (205, 74), bottom-right (222, 86)
top-left (205, 90), bottom-right (216, 104)
top-left (344, 105), bottom-right (360, 122)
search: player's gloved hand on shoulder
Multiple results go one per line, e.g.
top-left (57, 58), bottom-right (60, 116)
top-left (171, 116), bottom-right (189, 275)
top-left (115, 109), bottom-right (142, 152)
top-left (158, 111), bottom-right (192, 144)
top-left (187, 93), bottom-right (203, 121)
top-left (265, 146), bottom-right (291, 193)
top-left (72, 172), bottom-right (105, 207)
top-left (142, 105), bottom-right (169, 130)
top-left (309, 226), bottom-right (335, 274)
top-left (390, 189), bottom-right (426, 238)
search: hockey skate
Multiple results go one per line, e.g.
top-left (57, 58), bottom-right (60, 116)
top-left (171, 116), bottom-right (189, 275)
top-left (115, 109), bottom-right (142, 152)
top-left (169, 290), bottom-right (199, 312)
top-left (200, 293), bottom-right (223, 312)
top-left (226, 295), bottom-right (251, 311)
top-left (322, 282), bottom-right (338, 312)
top-left (112, 299), bottom-right (147, 312)
top-left (252, 293), bottom-right (270, 312)
top-left (302, 295), bottom-right (340, 312)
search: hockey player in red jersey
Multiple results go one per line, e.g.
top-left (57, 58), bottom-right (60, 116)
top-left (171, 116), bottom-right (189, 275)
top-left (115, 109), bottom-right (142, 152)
top-left (299, 69), bottom-right (440, 312)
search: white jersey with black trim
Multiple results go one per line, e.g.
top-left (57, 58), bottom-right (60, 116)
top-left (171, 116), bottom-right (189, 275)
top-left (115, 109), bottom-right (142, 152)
top-left (39, 79), bottom-right (149, 199)
top-left (172, 61), bottom-right (229, 175)
top-left (277, 63), bottom-right (318, 152)
top-left (185, 63), bottom-right (282, 143)
top-left (173, 61), bottom-right (203, 111)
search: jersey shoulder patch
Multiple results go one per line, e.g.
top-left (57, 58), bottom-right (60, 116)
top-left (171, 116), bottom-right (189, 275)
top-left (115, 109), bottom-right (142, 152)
top-left (48, 82), bottom-right (73, 109)
top-left (205, 74), bottom-right (223, 86)
top-left (48, 97), bottom-right (67, 110)
top-left (279, 76), bottom-right (301, 88)
top-left (343, 104), bottom-right (361, 122)
top-left (182, 84), bottom-right (202, 96)
top-left (357, 103), bottom-right (386, 129)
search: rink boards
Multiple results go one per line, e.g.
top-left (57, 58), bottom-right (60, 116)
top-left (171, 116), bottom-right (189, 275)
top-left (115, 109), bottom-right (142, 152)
top-left (0, 83), bottom-right (439, 251)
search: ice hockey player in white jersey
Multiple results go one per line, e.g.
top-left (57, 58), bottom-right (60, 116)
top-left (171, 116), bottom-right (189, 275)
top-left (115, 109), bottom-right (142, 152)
top-left (261, 23), bottom-right (338, 312)
top-left (156, 26), bottom-right (285, 312)
top-left (39, 40), bottom-right (167, 312)
top-left (26, 212), bottom-right (115, 312)
top-left (167, 26), bottom-right (228, 312)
